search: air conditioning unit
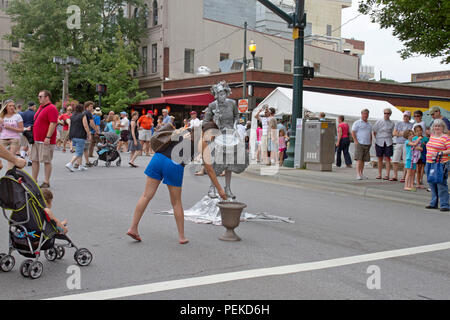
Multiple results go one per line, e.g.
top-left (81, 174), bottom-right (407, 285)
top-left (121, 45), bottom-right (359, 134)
top-left (197, 66), bottom-right (211, 75)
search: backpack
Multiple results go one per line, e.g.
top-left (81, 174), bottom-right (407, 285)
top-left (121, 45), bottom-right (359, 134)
top-left (150, 123), bottom-right (177, 153)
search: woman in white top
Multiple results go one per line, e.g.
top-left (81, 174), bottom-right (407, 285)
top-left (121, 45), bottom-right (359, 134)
top-left (0, 100), bottom-right (24, 169)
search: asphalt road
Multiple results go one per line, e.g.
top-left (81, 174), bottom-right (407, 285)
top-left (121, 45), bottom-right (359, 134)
top-left (0, 150), bottom-right (449, 300)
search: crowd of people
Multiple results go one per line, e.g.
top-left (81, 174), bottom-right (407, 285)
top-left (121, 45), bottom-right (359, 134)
top-left (341, 106), bottom-right (450, 211)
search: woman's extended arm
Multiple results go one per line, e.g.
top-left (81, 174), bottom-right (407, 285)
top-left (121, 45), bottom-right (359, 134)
top-left (201, 140), bottom-right (227, 200)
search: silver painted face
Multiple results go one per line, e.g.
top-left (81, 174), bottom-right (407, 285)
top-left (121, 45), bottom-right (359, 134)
top-left (217, 90), bottom-right (227, 104)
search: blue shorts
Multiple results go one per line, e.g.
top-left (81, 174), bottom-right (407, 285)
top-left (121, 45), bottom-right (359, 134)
top-left (144, 153), bottom-right (184, 187)
top-left (405, 159), bottom-right (416, 170)
top-left (72, 138), bottom-right (86, 157)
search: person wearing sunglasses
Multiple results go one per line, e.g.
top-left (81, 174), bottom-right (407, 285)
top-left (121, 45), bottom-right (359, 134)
top-left (30, 90), bottom-right (59, 188)
top-left (372, 108), bottom-right (395, 180)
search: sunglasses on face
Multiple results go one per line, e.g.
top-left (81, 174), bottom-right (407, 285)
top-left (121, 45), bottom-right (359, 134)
top-left (384, 113), bottom-right (391, 115)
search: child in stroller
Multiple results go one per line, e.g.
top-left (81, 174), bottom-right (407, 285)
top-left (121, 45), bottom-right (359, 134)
top-left (0, 167), bottom-right (93, 279)
top-left (93, 132), bottom-right (122, 167)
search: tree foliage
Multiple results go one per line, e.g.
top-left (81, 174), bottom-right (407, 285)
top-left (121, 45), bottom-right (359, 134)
top-left (359, 0), bottom-right (450, 63)
top-left (3, 0), bottom-right (149, 110)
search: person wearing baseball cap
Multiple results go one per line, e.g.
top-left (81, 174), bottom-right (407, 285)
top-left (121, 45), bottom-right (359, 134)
top-left (429, 106), bottom-right (450, 130)
top-left (137, 110), bottom-right (154, 155)
top-left (392, 110), bottom-right (414, 182)
top-left (189, 111), bottom-right (201, 128)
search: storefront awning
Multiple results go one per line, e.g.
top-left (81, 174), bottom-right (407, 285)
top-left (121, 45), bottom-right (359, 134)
top-left (132, 92), bottom-right (215, 107)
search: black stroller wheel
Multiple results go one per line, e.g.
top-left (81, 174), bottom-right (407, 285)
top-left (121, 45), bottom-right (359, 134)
top-left (20, 259), bottom-right (33, 277)
top-left (93, 160), bottom-right (98, 167)
top-left (74, 248), bottom-right (93, 266)
top-left (45, 248), bottom-right (58, 261)
top-left (56, 246), bottom-right (65, 259)
top-left (116, 159), bottom-right (121, 167)
top-left (0, 254), bottom-right (15, 272)
top-left (28, 261), bottom-right (43, 279)
top-left (105, 161), bottom-right (111, 167)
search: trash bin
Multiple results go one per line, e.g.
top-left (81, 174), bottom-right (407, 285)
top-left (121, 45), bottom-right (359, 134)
top-left (304, 120), bottom-right (336, 171)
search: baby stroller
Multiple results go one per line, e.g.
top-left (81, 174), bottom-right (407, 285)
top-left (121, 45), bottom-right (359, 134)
top-left (93, 132), bottom-right (122, 167)
top-left (0, 167), bottom-right (93, 279)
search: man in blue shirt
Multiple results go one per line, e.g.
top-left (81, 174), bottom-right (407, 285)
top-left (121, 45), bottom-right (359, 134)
top-left (162, 109), bottom-right (171, 124)
top-left (89, 107), bottom-right (102, 157)
top-left (19, 102), bottom-right (37, 165)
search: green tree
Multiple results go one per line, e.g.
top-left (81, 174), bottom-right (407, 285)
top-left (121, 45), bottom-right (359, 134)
top-left (91, 31), bottom-right (147, 113)
top-left (359, 0), bottom-right (450, 63)
top-left (3, 0), bottom-right (148, 106)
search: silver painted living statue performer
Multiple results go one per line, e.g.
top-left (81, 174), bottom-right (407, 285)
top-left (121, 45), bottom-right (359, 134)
top-left (204, 81), bottom-right (249, 199)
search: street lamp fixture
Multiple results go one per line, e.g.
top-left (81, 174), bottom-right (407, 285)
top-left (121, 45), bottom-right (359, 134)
top-left (249, 40), bottom-right (256, 59)
top-left (53, 56), bottom-right (81, 108)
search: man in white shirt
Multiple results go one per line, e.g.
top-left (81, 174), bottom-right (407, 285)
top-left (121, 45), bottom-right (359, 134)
top-left (372, 108), bottom-right (395, 180)
top-left (352, 109), bottom-right (372, 180)
top-left (236, 119), bottom-right (246, 141)
top-left (189, 111), bottom-right (201, 128)
top-left (118, 111), bottom-right (130, 152)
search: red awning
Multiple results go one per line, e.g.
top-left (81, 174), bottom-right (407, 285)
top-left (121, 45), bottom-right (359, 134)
top-left (132, 92), bottom-right (215, 107)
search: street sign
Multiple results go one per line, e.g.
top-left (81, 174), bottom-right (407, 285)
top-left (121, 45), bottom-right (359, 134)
top-left (238, 99), bottom-right (249, 113)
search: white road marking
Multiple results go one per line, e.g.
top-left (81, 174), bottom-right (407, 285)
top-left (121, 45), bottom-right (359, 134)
top-left (46, 241), bottom-right (450, 300)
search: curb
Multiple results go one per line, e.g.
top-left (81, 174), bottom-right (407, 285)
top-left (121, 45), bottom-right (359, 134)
top-left (240, 169), bottom-right (430, 207)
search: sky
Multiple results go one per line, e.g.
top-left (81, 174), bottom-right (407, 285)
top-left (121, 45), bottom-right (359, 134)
top-left (340, 1), bottom-right (448, 83)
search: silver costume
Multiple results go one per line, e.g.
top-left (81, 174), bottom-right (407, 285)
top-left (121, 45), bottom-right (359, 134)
top-left (204, 81), bottom-right (249, 199)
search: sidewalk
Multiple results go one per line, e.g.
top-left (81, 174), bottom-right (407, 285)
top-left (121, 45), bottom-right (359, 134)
top-left (241, 163), bottom-right (431, 207)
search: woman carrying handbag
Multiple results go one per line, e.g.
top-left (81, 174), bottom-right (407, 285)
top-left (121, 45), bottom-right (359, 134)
top-left (425, 119), bottom-right (450, 212)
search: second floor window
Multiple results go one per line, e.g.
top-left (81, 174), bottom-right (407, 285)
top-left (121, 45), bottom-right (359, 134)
top-left (220, 53), bottom-right (229, 61)
top-left (153, 0), bottom-right (158, 26)
top-left (184, 49), bottom-right (194, 73)
top-left (284, 60), bottom-right (292, 73)
top-left (142, 46), bottom-right (148, 75)
top-left (152, 44), bottom-right (157, 73)
top-left (254, 57), bottom-right (262, 70)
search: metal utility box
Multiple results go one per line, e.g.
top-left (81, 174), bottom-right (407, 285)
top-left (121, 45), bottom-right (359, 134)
top-left (304, 120), bottom-right (336, 171)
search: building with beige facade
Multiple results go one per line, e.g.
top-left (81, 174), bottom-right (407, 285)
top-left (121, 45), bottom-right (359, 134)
top-left (0, 1), bottom-right (20, 94)
top-left (131, 0), bottom-right (360, 99)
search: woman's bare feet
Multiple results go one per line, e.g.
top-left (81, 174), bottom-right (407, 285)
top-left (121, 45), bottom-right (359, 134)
top-left (179, 238), bottom-right (189, 245)
top-left (126, 230), bottom-right (142, 242)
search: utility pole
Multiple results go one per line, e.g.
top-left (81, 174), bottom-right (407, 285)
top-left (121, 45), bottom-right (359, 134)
top-left (243, 21), bottom-right (248, 100)
top-left (256, 0), bottom-right (306, 168)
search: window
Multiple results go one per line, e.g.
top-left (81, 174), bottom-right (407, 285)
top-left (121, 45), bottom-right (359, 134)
top-left (142, 46), bottom-right (148, 75)
top-left (151, 43), bottom-right (157, 73)
top-left (254, 57), bottom-right (263, 70)
top-left (306, 22), bottom-right (312, 37)
top-left (284, 60), bottom-right (292, 73)
top-left (184, 49), bottom-right (194, 73)
top-left (153, 0), bottom-right (158, 26)
top-left (220, 53), bottom-right (229, 61)
top-left (313, 63), bottom-right (320, 74)
top-left (326, 24), bottom-right (332, 36)
top-left (11, 39), bottom-right (19, 48)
